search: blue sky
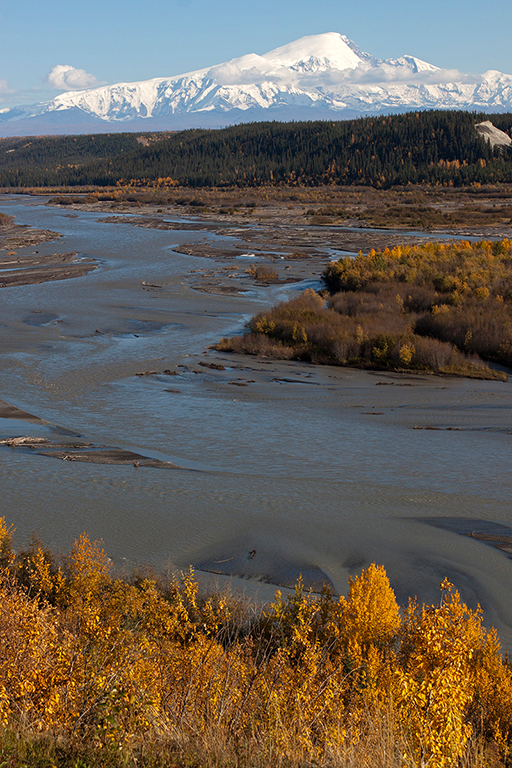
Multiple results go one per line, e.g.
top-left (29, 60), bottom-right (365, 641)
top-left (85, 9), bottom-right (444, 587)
top-left (1, 0), bottom-right (511, 108)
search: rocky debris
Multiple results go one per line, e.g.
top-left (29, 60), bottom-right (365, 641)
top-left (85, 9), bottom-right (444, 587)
top-left (475, 120), bottom-right (512, 150)
top-left (0, 222), bottom-right (61, 251)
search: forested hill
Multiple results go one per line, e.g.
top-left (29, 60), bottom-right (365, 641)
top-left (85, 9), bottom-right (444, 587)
top-left (0, 110), bottom-right (511, 189)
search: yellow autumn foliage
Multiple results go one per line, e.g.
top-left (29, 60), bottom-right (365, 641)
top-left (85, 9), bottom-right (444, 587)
top-left (0, 516), bottom-right (512, 767)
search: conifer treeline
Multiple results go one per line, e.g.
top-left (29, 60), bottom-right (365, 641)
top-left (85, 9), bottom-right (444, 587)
top-left (0, 110), bottom-right (511, 188)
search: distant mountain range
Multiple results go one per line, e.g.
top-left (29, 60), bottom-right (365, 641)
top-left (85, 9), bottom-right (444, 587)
top-left (1, 32), bottom-right (512, 136)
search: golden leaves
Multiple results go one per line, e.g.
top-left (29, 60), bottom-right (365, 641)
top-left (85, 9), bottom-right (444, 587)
top-left (0, 526), bottom-right (511, 766)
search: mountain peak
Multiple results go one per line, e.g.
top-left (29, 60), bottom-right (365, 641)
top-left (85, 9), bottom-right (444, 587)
top-left (389, 55), bottom-right (440, 74)
top-left (262, 32), bottom-right (366, 72)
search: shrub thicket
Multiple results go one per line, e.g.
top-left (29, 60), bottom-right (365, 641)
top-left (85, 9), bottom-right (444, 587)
top-left (1, 517), bottom-right (512, 767)
top-left (0, 212), bottom-right (13, 225)
top-left (217, 239), bottom-right (512, 379)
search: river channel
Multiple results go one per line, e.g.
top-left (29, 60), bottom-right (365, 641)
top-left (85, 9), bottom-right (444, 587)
top-left (1, 196), bottom-right (512, 644)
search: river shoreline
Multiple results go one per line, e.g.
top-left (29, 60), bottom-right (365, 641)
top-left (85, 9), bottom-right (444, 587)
top-left (4, 186), bottom-right (512, 291)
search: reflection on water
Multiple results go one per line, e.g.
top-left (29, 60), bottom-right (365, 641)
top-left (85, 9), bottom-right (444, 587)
top-left (1, 196), bottom-right (512, 644)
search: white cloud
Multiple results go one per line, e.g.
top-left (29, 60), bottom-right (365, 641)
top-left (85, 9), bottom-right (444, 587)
top-left (47, 64), bottom-right (100, 91)
top-left (0, 78), bottom-right (16, 109)
top-left (299, 63), bottom-right (483, 90)
top-left (204, 57), bottom-right (484, 92)
top-left (207, 62), bottom-right (282, 86)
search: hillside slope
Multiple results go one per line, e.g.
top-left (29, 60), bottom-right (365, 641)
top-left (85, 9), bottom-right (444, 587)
top-left (0, 111), bottom-right (511, 188)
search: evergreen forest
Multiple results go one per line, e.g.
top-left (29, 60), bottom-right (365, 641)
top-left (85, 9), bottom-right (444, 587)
top-left (0, 110), bottom-right (511, 189)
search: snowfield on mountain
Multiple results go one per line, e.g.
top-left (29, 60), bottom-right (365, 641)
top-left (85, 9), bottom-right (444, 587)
top-left (1, 32), bottom-right (512, 135)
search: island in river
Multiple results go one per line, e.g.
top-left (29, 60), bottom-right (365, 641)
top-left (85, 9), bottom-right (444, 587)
top-left (216, 238), bottom-right (512, 381)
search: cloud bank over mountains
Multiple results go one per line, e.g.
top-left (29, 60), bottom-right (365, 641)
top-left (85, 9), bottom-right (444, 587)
top-left (1, 33), bottom-right (511, 136)
top-left (46, 65), bottom-right (101, 91)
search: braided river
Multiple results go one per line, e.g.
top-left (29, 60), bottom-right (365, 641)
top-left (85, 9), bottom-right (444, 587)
top-left (1, 195), bottom-right (511, 644)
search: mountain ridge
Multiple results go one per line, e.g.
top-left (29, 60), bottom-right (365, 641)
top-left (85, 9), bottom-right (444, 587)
top-left (1, 33), bottom-right (512, 136)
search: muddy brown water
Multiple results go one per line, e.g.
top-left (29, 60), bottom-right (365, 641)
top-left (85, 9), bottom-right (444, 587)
top-left (1, 196), bottom-right (512, 644)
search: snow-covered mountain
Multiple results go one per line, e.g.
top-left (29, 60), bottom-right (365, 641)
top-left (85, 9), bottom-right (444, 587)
top-left (1, 33), bottom-right (512, 136)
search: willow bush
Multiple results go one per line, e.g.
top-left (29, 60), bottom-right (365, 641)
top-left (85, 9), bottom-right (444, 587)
top-left (217, 239), bottom-right (512, 379)
top-left (1, 517), bottom-right (512, 766)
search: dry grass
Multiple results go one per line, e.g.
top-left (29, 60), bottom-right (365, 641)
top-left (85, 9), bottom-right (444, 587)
top-left (24, 181), bottom-right (512, 231)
